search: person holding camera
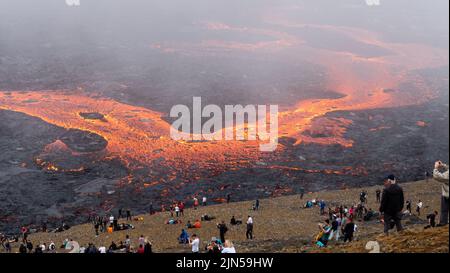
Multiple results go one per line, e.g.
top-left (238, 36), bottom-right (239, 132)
top-left (433, 161), bottom-right (449, 226)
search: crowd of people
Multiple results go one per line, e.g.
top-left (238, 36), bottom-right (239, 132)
top-left (314, 160), bottom-right (449, 247)
top-left (1, 161), bottom-right (448, 253)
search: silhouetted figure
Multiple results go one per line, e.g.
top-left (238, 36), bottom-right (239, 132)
top-left (379, 175), bottom-right (404, 235)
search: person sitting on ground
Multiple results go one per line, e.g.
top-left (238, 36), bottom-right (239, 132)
top-left (178, 229), bottom-right (190, 244)
top-left (363, 208), bottom-right (376, 221)
top-left (304, 200), bottom-right (313, 208)
top-left (109, 241), bottom-right (118, 251)
top-left (425, 211), bottom-right (439, 229)
top-left (117, 241), bottom-right (126, 250)
top-left (230, 216), bottom-right (242, 225)
top-left (221, 240), bottom-right (237, 253)
top-left (186, 220), bottom-right (193, 229)
top-left (193, 219), bottom-right (202, 229)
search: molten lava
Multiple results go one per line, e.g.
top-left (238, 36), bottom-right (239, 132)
top-left (0, 21), bottom-right (447, 189)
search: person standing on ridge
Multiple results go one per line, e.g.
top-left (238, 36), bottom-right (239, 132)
top-left (376, 189), bottom-right (381, 203)
top-left (126, 209), bottom-right (132, 221)
top-left (379, 175), bottom-right (404, 235)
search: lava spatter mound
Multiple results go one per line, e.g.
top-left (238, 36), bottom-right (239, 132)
top-left (59, 129), bottom-right (108, 153)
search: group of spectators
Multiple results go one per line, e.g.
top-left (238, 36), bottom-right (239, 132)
top-left (316, 160), bottom-right (448, 248)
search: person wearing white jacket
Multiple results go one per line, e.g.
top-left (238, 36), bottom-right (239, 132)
top-left (433, 161), bottom-right (449, 225)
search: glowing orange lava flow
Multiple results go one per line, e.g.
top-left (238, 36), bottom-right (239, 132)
top-left (277, 24), bottom-right (448, 147)
top-left (0, 25), bottom-right (447, 183)
top-left (0, 91), bottom-right (275, 184)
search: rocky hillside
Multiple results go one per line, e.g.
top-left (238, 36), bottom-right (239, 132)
top-left (3, 179), bottom-right (448, 253)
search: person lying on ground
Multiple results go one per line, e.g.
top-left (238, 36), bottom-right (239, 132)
top-left (201, 214), bottom-right (216, 221)
top-left (117, 223), bottom-right (135, 230)
top-left (166, 219), bottom-right (182, 225)
top-left (363, 208), bottom-right (379, 221)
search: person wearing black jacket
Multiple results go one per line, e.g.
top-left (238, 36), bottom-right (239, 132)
top-left (379, 175), bottom-right (404, 235)
top-left (217, 221), bottom-right (228, 243)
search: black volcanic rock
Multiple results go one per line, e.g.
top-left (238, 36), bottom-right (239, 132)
top-left (59, 129), bottom-right (108, 153)
top-left (79, 112), bottom-right (106, 121)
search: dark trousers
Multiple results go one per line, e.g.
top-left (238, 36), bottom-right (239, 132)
top-left (441, 196), bottom-right (449, 225)
top-left (246, 224), bottom-right (253, 239)
top-left (344, 233), bottom-right (353, 242)
top-left (384, 213), bottom-right (403, 234)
